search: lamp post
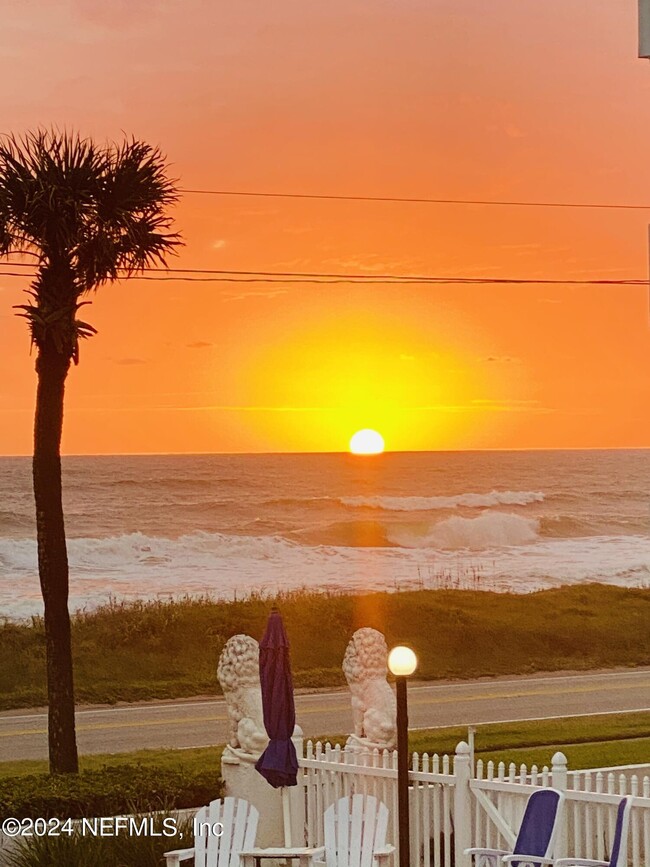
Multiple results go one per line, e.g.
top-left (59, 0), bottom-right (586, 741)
top-left (388, 645), bottom-right (417, 867)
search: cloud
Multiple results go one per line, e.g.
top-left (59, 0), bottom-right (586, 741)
top-left (223, 288), bottom-right (289, 302)
top-left (72, 0), bottom-right (170, 30)
top-left (282, 226), bottom-right (312, 236)
top-left (504, 123), bottom-right (526, 139)
top-left (469, 399), bottom-right (552, 413)
top-left (114, 357), bottom-right (146, 365)
top-left (237, 209), bottom-right (280, 218)
top-left (323, 253), bottom-right (420, 273)
top-left (211, 239), bottom-right (227, 250)
top-left (186, 341), bottom-right (213, 349)
top-left (270, 257), bottom-right (314, 269)
top-left (499, 243), bottom-right (541, 252)
top-left (484, 355), bottom-right (520, 364)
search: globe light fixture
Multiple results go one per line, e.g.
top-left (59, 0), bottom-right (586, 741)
top-left (388, 645), bottom-right (417, 678)
top-left (388, 645), bottom-right (418, 867)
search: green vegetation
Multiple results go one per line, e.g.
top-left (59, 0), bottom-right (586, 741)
top-left (317, 711), bottom-right (650, 769)
top-left (0, 747), bottom-right (224, 781)
top-left (1, 584), bottom-right (648, 711)
top-left (0, 758), bottom-right (222, 820)
top-left (1, 712), bottom-right (647, 792)
top-left (0, 710), bottom-right (645, 861)
top-left (6, 811), bottom-right (193, 867)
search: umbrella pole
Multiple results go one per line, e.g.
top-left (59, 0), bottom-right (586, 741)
top-left (281, 786), bottom-right (292, 846)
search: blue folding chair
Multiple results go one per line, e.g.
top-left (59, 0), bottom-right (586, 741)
top-left (466, 788), bottom-right (565, 866)
top-left (555, 797), bottom-right (632, 867)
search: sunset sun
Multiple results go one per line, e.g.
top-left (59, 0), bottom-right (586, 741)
top-left (349, 429), bottom-right (385, 455)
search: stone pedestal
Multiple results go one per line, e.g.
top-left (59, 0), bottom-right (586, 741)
top-left (220, 729), bottom-right (305, 849)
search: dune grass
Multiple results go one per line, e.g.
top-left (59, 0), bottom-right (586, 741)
top-left (1, 583), bottom-right (648, 710)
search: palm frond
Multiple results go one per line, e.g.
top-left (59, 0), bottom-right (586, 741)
top-left (14, 291), bottom-right (97, 363)
top-left (0, 128), bottom-right (182, 359)
top-left (0, 130), bottom-right (109, 256)
top-left (77, 137), bottom-right (182, 286)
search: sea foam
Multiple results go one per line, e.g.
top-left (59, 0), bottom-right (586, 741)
top-left (2, 528), bottom-right (650, 619)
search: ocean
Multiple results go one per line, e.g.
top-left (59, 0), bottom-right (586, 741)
top-left (1, 450), bottom-right (650, 619)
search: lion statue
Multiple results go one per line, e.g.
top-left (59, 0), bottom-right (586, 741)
top-left (342, 627), bottom-right (396, 749)
top-left (217, 634), bottom-right (268, 760)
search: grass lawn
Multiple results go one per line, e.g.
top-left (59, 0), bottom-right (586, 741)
top-left (316, 711), bottom-right (650, 769)
top-left (2, 711), bottom-right (647, 780)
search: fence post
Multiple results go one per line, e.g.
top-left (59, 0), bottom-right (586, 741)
top-left (551, 751), bottom-right (568, 859)
top-left (454, 741), bottom-right (472, 867)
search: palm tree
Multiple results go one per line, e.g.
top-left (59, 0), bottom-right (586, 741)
top-left (0, 130), bottom-right (181, 773)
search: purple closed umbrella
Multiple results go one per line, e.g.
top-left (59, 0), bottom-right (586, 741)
top-left (255, 607), bottom-right (299, 789)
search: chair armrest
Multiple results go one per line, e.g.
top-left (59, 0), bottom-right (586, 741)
top-left (555, 860), bottom-right (608, 867)
top-left (163, 848), bottom-right (195, 866)
top-left (502, 857), bottom-right (556, 865)
top-left (465, 851), bottom-right (508, 866)
top-left (240, 847), bottom-right (325, 857)
top-left (374, 845), bottom-right (395, 864)
top-left (240, 846), bottom-right (325, 867)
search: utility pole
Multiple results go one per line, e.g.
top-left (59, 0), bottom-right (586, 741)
top-left (640, 5), bottom-right (650, 320)
top-left (647, 226), bottom-right (650, 321)
top-left (641, 0), bottom-right (650, 58)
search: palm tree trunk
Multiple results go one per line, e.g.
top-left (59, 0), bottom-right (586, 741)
top-left (33, 342), bottom-right (78, 774)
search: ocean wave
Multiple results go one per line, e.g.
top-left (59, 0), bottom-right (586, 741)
top-left (289, 520), bottom-right (396, 548)
top-left (263, 496), bottom-right (333, 508)
top-left (2, 528), bottom-right (650, 618)
top-left (0, 531), bottom-right (304, 576)
top-left (388, 512), bottom-right (539, 550)
top-left (0, 509), bottom-right (33, 531)
top-left (539, 514), bottom-right (649, 538)
top-left (340, 490), bottom-right (545, 512)
top-left (104, 477), bottom-right (233, 489)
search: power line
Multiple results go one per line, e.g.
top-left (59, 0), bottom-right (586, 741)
top-left (0, 266), bottom-right (646, 286)
top-left (2, 259), bottom-right (645, 283)
top-left (179, 187), bottom-right (650, 212)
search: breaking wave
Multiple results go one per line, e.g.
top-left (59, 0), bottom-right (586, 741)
top-left (339, 490), bottom-right (544, 511)
top-left (2, 524), bottom-right (650, 619)
top-left (388, 512), bottom-right (540, 549)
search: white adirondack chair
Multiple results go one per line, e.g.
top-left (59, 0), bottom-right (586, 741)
top-left (240, 794), bottom-right (395, 867)
top-left (317, 794), bottom-right (394, 867)
top-left (165, 797), bottom-right (259, 867)
top-left (466, 788), bottom-right (564, 866)
top-left (555, 797), bottom-right (632, 867)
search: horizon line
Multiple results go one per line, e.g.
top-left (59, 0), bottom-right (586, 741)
top-left (2, 445), bottom-right (650, 458)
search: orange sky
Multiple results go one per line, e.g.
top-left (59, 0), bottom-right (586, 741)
top-left (2, 0), bottom-right (650, 454)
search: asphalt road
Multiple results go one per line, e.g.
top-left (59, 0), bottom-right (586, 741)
top-left (1, 668), bottom-right (648, 762)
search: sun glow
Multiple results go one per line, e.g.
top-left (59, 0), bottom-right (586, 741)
top-left (349, 429), bottom-right (385, 455)
top-left (235, 309), bottom-right (491, 453)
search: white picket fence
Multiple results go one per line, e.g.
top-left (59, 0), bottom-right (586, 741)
top-left (299, 740), bottom-right (650, 866)
top-left (301, 740), bottom-right (457, 866)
